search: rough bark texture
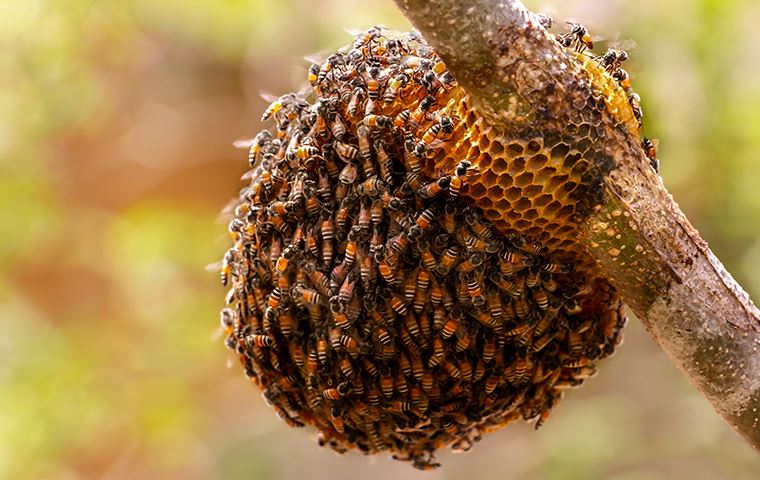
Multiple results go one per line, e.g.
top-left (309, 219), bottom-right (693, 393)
top-left (395, 0), bottom-right (760, 451)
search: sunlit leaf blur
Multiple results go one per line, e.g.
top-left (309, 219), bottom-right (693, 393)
top-left (1, 0), bottom-right (759, 478)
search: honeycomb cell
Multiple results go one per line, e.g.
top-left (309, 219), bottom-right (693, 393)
top-left (514, 171), bottom-right (534, 188)
top-left (526, 139), bottom-right (542, 155)
top-left (526, 153), bottom-right (549, 171)
top-left (469, 182), bottom-right (487, 198)
top-left (550, 143), bottom-right (570, 160)
top-left (491, 157), bottom-right (508, 174)
top-left (505, 186), bottom-right (523, 202)
top-left (487, 185), bottom-right (504, 199)
top-left (506, 142), bottom-right (524, 156)
top-left (533, 167), bottom-right (557, 184)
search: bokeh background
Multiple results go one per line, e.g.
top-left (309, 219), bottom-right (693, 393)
top-left (2, 0), bottom-right (760, 478)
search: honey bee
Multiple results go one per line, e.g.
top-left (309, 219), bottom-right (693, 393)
top-left (435, 245), bottom-right (461, 276)
top-left (365, 65), bottom-right (381, 101)
top-left (421, 116), bottom-right (456, 144)
top-left (383, 72), bottom-right (411, 104)
top-left (596, 48), bottom-right (628, 74)
top-left (358, 177), bottom-right (385, 198)
top-left (559, 22), bottom-right (593, 53)
top-left (404, 135), bottom-right (422, 173)
top-left (428, 335), bottom-right (445, 367)
top-left (220, 248), bottom-right (235, 287)
top-left (294, 144), bottom-right (320, 160)
top-left (628, 92), bottom-right (643, 125)
top-left (329, 112), bottom-right (347, 140)
top-left (535, 12), bottom-right (553, 29)
top-left (320, 215), bottom-right (335, 268)
top-left (642, 137), bottom-right (659, 172)
top-left (374, 140), bottom-right (394, 185)
top-left (362, 114), bottom-right (393, 129)
top-left (347, 85), bottom-right (365, 118)
top-left (308, 63), bottom-right (320, 87)
top-left (245, 333), bottom-right (275, 348)
top-left (613, 68), bottom-right (631, 90)
top-left (261, 95), bottom-right (286, 122)
top-left (318, 53), bottom-right (345, 85)
top-left (449, 159), bottom-right (474, 197)
top-left (275, 246), bottom-right (296, 274)
top-left (322, 382), bottom-right (350, 400)
top-left (334, 141), bottom-right (361, 163)
top-left (419, 176), bottom-right (450, 199)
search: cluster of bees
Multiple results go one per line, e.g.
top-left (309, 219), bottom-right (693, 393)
top-left (541, 17), bottom-right (660, 172)
top-left (220, 24), bottom-right (626, 469)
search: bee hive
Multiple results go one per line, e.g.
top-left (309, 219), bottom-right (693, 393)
top-left (219, 25), bottom-right (643, 469)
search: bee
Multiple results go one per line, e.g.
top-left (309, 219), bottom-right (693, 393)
top-left (559, 22), bottom-right (593, 52)
top-left (419, 176), bottom-right (451, 199)
top-left (351, 25), bottom-right (384, 55)
top-left (374, 140), bottom-right (394, 185)
top-left (358, 177), bottom-right (385, 198)
top-left (421, 116), bottom-right (456, 144)
top-left (628, 92), bottom-right (643, 125)
top-left (330, 301), bottom-right (354, 330)
top-left (245, 333), bottom-right (275, 348)
top-left (362, 114), bottom-right (393, 129)
top-left (410, 94), bottom-right (436, 131)
top-left (322, 382), bottom-right (350, 400)
top-left (365, 65), bottom-right (381, 101)
top-left (408, 208), bottom-right (435, 239)
top-left (390, 293), bottom-right (409, 315)
top-left (261, 95), bottom-right (286, 122)
top-left (320, 215), bottom-right (335, 268)
top-left (337, 270), bottom-right (357, 305)
top-left (308, 63), bottom-right (320, 87)
top-left (316, 333), bottom-right (330, 365)
top-left (404, 135), bottom-right (422, 173)
top-left (449, 159), bottom-right (473, 197)
top-left (220, 249), bottom-right (235, 287)
top-left (376, 248), bottom-right (397, 285)
top-left (384, 72), bottom-right (411, 104)
top-left (329, 112), bottom-right (347, 140)
top-left (567, 329), bottom-right (585, 356)
top-left (291, 283), bottom-right (323, 307)
top-left (613, 68), bottom-right (631, 90)
top-left (428, 335), bottom-right (445, 367)
top-left (275, 246), bottom-right (296, 274)
top-left (596, 49), bottom-right (628, 74)
top-left (334, 141), bottom-right (361, 163)
top-left (536, 12), bottom-right (553, 29)
top-left (343, 230), bottom-right (358, 268)
top-left (318, 53), bottom-right (344, 85)
top-left (465, 275), bottom-right (486, 307)
top-left (435, 245), bottom-right (461, 276)
top-left (330, 328), bottom-right (364, 356)
top-left (379, 367), bottom-right (394, 398)
top-left (643, 137), bottom-right (659, 172)
top-left (294, 144), bottom-right (320, 160)
top-left (385, 231), bottom-right (410, 265)
top-left (347, 85), bottom-right (365, 118)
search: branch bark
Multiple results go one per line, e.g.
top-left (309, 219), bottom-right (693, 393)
top-left (395, 0), bottom-right (760, 451)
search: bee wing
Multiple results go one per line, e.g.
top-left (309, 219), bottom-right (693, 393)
top-left (605, 36), bottom-right (638, 52)
top-left (259, 90), bottom-right (279, 103)
top-left (233, 138), bottom-right (255, 149)
top-left (651, 138), bottom-right (660, 149)
top-left (343, 26), bottom-right (366, 37)
top-left (205, 260), bottom-right (223, 272)
top-left (304, 51), bottom-right (329, 65)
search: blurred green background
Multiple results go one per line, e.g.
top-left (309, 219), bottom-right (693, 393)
top-left (2, 0), bottom-right (760, 478)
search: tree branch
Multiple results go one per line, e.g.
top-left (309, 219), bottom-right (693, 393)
top-left (395, 0), bottom-right (760, 451)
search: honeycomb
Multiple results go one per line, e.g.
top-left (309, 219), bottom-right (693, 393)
top-left (218, 23), bottom-right (644, 469)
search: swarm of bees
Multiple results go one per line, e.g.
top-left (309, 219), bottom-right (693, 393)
top-left (220, 23), bottom-right (629, 470)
